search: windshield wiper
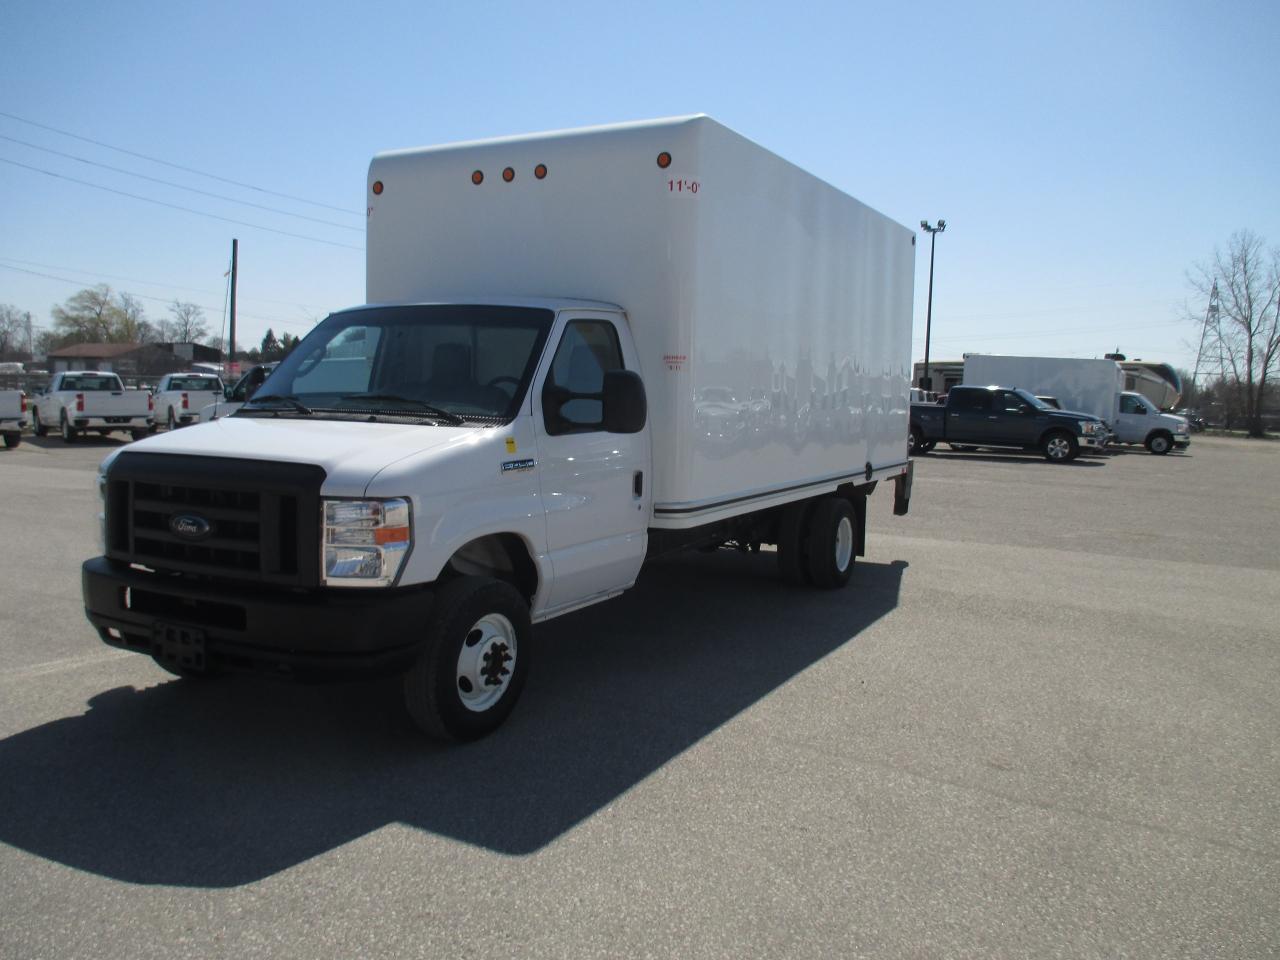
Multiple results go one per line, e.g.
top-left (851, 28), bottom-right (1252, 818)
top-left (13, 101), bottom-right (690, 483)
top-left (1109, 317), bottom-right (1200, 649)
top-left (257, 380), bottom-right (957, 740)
top-left (338, 393), bottom-right (465, 426)
top-left (244, 394), bottom-right (313, 414)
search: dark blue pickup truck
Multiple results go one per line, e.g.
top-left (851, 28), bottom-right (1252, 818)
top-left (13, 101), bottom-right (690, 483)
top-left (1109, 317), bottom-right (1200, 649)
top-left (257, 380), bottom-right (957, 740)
top-left (909, 386), bottom-right (1107, 463)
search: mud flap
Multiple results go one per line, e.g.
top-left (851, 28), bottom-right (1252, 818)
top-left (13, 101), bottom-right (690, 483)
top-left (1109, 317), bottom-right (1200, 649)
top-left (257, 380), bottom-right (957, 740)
top-left (893, 461), bottom-right (913, 516)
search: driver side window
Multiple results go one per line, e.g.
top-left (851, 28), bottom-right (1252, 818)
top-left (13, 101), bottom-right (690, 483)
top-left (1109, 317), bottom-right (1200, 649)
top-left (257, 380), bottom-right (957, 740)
top-left (542, 320), bottom-right (624, 435)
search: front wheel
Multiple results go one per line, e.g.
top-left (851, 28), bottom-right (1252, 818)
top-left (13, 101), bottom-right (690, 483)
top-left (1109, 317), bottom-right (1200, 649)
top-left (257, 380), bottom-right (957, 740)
top-left (1146, 432), bottom-right (1173, 455)
top-left (2, 431), bottom-right (19, 448)
top-left (403, 577), bottom-right (531, 742)
top-left (1042, 430), bottom-right (1078, 462)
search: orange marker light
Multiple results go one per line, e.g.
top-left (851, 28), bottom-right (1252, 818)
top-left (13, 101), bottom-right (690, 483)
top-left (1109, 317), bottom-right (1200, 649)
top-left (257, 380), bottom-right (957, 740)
top-left (657, 152), bottom-right (672, 169)
top-left (471, 170), bottom-right (484, 185)
top-left (534, 163), bottom-right (548, 180)
top-left (371, 180), bottom-right (384, 195)
top-left (374, 526), bottom-right (411, 545)
top-left (502, 166), bottom-right (515, 182)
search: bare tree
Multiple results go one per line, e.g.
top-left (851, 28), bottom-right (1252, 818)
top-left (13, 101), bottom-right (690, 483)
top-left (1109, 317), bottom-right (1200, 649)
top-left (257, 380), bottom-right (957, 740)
top-left (166, 301), bottom-right (209, 343)
top-left (51, 285), bottom-right (118, 344)
top-left (1190, 231), bottom-right (1280, 437)
top-left (0, 304), bottom-right (27, 358)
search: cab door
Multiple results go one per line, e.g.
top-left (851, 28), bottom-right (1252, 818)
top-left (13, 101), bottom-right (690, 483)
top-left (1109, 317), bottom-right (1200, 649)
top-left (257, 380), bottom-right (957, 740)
top-left (533, 311), bottom-right (652, 612)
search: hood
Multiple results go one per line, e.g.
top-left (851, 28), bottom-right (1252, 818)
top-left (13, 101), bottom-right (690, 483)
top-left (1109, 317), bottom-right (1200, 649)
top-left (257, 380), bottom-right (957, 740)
top-left (1047, 409), bottom-right (1103, 423)
top-left (102, 416), bottom-right (490, 496)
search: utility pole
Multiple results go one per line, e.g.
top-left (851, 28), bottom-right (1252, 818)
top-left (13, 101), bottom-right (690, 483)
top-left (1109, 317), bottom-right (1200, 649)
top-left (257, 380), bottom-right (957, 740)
top-left (1191, 280), bottom-right (1219, 391)
top-left (228, 238), bottom-right (239, 371)
top-left (919, 219), bottom-right (947, 390)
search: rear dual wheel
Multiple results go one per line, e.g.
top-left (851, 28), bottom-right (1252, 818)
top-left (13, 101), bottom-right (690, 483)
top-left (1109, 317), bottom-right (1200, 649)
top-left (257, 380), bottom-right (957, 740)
top-left (777, 496), bottom-right (857, 589)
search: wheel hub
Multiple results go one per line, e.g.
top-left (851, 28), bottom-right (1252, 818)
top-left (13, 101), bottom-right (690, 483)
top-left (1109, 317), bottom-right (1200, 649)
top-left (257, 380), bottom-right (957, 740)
top-left (455, 613), bottom-right (517, 712)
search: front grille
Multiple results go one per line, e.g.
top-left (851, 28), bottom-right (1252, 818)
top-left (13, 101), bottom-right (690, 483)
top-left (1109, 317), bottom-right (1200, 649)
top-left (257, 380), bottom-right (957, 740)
top-left (105, 453), bottom-right (325, 587)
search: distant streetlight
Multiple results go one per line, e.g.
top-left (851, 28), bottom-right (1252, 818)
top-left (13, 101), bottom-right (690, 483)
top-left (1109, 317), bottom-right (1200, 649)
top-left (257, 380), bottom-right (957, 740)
top-left (920, 219), bottom-right (947, 391)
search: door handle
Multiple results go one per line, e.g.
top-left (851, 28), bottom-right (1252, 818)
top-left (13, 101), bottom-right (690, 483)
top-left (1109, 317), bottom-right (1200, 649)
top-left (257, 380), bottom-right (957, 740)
top-left (633, 471), bottom-right (644, 498)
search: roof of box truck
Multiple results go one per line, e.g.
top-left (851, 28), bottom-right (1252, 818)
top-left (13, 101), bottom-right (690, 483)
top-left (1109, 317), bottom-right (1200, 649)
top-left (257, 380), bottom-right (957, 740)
top-left (373, 115), bottom-right (708, 160)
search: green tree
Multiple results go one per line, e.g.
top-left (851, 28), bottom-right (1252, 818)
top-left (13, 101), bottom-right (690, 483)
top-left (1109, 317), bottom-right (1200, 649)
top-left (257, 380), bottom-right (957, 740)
top-left (260, 328), bottom-right (282, 360)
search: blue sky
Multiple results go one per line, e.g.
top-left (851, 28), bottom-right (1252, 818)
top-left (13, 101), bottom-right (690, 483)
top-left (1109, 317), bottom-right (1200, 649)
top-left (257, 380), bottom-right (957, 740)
top-left (2, 0), bottom-right (1277, 373)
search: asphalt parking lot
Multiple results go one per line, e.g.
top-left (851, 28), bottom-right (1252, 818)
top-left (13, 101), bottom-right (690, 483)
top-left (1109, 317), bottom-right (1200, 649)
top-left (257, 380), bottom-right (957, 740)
top-left (1, 433), bottom-right (1277, 959)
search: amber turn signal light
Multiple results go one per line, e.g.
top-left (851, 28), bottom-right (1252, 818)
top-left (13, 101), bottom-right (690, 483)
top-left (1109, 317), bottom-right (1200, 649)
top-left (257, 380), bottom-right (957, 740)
top-left (471, 170), bottom-right (484, 185)
top-left (371, 180), bottom-right (383, 195)
top-left (534, 163), bottom-right (548, 180)
top-left (657, 152), bottom-right (672, 169)
top-left (502, 167), bottom-right (515, 182)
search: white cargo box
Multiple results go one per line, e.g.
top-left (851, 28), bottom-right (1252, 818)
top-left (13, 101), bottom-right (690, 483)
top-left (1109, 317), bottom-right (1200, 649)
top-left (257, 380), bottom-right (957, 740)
top-left (962, 354), bottom-right (1125, 427)
top-left (367, 115), bottom-right (914, 526)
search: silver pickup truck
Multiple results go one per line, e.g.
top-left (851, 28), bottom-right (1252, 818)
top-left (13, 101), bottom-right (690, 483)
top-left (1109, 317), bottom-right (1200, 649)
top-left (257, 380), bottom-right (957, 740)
top-left (31, 371), bottom-right (153, 443)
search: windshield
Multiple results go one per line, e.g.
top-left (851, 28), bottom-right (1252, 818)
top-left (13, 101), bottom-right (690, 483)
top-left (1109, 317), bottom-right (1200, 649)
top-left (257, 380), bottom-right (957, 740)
top-left (242, 305), bottom-right (554, 423)
top-left (1015, 388), bottom-right (1053, 411)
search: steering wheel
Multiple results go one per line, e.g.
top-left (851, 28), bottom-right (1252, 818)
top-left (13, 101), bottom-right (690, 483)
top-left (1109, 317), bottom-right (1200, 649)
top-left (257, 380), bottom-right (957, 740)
top-left (485, 376), bottom-right (521, 392)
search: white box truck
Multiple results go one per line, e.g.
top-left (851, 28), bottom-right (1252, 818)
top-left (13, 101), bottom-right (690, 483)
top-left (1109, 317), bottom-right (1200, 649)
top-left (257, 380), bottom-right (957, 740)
top-left (82, 116), bottom-right (916, 740)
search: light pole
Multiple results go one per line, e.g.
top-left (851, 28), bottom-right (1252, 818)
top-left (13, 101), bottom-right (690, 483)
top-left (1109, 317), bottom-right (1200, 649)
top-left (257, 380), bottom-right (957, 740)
top-left (920, 219), bottom-right (946, 391)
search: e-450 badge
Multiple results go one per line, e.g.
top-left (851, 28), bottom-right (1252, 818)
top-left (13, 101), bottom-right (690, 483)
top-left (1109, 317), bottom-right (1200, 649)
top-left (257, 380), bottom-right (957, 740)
top-left (501, 458), bottom-right (536, 473)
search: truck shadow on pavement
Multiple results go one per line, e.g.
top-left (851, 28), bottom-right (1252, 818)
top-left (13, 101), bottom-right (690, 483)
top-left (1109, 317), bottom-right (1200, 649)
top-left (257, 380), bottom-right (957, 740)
top-left (0, 551), bottom-right (904, 888)
top-left (924, 450), bottom-right (1106, 467)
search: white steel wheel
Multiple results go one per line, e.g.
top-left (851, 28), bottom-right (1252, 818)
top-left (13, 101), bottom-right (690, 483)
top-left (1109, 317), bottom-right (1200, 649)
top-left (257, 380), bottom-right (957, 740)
top-left (403, 576), bottom-right (531, 742)
top-left (834, 514), bottom-right (854, 573)
top-left (455, 612), bottom-right (518, 713)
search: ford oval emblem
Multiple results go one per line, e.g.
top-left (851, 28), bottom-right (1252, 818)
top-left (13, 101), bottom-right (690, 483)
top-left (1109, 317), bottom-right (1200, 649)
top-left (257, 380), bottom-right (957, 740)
top-left (170, 514), bottom-right (212, 541)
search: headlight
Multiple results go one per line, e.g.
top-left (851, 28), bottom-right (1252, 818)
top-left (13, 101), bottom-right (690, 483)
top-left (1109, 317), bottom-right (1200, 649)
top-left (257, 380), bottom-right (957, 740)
top-left (1176, 422), bottom-right (1189, 434)
top-left (1079, 421), bottom-right (1098, 434)
top-left (322, 498), bottom-right (412, 587)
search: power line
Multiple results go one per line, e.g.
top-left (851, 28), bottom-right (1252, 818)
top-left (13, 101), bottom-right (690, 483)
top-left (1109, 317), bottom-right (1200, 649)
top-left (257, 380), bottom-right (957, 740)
top-left (0, 255), bottom-right (330, 312)
top-left (913, 318), bottom-right (1186, 344)
top-left (0, 134), bottom-right (362, 232)
top-left (0, 109), bottom-right (362, 216)
top-left (0, 156), bottom-right (365, 252)
top-left (0, 262), bottom-right (314, 328)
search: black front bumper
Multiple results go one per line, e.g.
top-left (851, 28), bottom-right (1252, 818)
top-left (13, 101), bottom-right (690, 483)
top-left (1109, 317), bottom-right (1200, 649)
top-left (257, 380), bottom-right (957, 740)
top-left (82, 557), bottom-right (434, 679)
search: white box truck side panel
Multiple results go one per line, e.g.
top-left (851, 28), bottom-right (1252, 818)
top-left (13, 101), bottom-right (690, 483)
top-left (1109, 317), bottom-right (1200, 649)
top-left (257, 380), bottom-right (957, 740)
top-left (962, 355), bottom-right (1123, 427)
top-left (680, 121), bottom-right (914, 517)
top-left (365, 115), bottom-right (913, 525)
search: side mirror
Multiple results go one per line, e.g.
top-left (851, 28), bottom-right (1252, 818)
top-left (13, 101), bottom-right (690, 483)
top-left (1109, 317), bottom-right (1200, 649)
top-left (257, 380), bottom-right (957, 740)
top-left (602, 370), bottom-right (647, 434)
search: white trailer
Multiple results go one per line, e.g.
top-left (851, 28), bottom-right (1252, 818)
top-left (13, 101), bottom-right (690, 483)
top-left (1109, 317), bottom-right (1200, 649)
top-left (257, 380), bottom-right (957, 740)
top-left (83, 116), bottom-right (916, 740)
top-left (962, 354), bottom-right (1125, 429)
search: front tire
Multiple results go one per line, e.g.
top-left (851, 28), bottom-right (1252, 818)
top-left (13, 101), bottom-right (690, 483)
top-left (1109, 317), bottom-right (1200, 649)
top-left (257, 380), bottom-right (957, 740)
top-left (805, 497), bottom-right (857, 589)
top-left (403, 577), bottom-right (531, 742)
top-left (1146, 432), bottom-right (1172, 455)
top-left (59, 412), bottom-right (77, 443)
top-left (2, 431), bottom-right (19, 448)
top-left (1042, 430), bottom-right (1078, 462)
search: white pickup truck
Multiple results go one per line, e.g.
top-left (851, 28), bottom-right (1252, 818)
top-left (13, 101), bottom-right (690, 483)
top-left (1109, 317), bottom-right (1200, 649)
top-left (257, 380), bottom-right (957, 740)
top-left (83, 116), bottom-right (916, 741)
top-left (197, 363), bottom-right (277, 422)
top-left (153, 372), bottom-right (224, 430)
top-left (32, 371), bottom-right (153, 443)
top-left (1, 390), bottom-right (28, 448)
